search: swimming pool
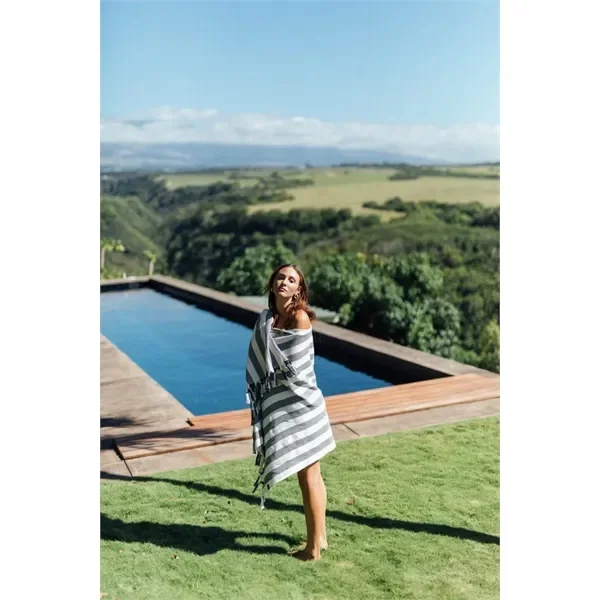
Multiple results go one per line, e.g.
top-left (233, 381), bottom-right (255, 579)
top-left (101, 288), bottom-right (391, 416)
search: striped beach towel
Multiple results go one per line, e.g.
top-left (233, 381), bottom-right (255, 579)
top-left (246, 309), bottom-right (336, 508)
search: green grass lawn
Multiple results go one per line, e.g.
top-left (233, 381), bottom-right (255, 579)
top-left (101, 417), bottom-right (499, 600)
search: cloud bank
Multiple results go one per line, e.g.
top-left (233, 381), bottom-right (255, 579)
top-left (101, 107), bottom-right (499, 163)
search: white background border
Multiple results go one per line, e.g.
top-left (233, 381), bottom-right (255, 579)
top-left (1, 0), bottom-right (599, 597)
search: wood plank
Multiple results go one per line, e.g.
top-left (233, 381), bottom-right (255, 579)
top-left (186, 374), bottom-right (498, 428)
top-left (328, 374), bottom-right (498, 424)
top-left (328, 383), bottom-right (499, 424)
top-left (118, 374), bottom-right (498, 460)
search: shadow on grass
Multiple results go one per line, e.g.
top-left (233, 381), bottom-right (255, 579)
top-left (101, 472), bottom-right (499, 546)
top-left (101, 514), bottom-right (296, 557)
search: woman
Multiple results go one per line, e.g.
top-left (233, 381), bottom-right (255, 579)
top-left (245, 263), bottom-right (336, 561)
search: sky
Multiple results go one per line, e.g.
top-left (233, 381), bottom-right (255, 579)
top-left (101, 0), bottom-right (499, 161)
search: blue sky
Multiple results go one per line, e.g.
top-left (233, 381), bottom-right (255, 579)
top-left (101, 0), bottom-right (499, 161)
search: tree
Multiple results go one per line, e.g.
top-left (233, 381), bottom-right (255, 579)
top-left (385, 253), bottom-right (444, 301)
top-left (143, 249), bottom-right (158, 276)
top-left (307, 253), bottom-right (370, 321)
top-left (347, 274), bottom-right (461, 358)
top-left (100, 238), bottom-right (125, 270)
top-left (443, 267), bottom-right (499, 353)
top-left (100, 201), bottom-right (117, 231)
top-left (479, 319), bottom-right (500, 373)
top-left (216, 241), bottom-right (297, 296)
top-left (307, 252), bottom-right (461, 358)
top-left (412, 297), bottom-right (462, 358)
top-left (347, 272), bottom-right (405, 335)
top-left (100, 238), bottom-right (110, 270)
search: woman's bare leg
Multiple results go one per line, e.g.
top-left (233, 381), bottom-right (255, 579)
top-left (294, 461), bottom-right (327, 560)
top-left (319, 473), bottom-right (328, 549)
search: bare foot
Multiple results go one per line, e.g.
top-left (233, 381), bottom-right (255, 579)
top-left (296, 539), bottom-right (328, 551)
top-left (291, 548), bottom-right (321, 561)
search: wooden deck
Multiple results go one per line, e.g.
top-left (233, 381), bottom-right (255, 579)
top-left (115, 373), bottom-right (499, 461)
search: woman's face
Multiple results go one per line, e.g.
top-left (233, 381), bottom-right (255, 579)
top-left (272, 266), bottom-right (301, 301)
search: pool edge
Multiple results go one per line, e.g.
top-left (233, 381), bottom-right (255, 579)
top-left (101, 274), bottom-right (495, 383)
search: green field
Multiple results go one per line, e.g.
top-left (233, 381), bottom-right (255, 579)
top-left (101, 417), bottom-right (499, 600)
top-left (249, 174), bottom-right (499, 219)
top-left (158, 167), bottom-right (394, 190)
top-left (434, 165), bottom-right (500, 176)
top-left (157, 173), bottom-right (259, 189)
top-left (157, 167), bottom-right (499, 221)
top-left (299, 167), bottom-right (397, 186)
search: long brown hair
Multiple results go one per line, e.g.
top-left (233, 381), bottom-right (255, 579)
top-left (265, 263), bottom-right (316, 328)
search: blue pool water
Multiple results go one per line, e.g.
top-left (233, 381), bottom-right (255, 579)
top-left (100, 288), bottom-right (390, 416)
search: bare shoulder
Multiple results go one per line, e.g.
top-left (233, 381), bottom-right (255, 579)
top-left (293, 309), bottom-right (312, 330)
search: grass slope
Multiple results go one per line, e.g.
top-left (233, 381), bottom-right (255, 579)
top-left (101, 417), bottom-right (499, 600)
top-left (101, 195), bottom-right (164, 273)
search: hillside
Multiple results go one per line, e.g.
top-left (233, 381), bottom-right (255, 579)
top-left (100, 164), bottom-right (500, 273)
top-left (100, 195), bottom-right (165, 274)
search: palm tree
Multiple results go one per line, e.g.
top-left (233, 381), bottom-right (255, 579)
top-left (144, 249), bottom-right (158, 276)
top-left (100, 238), bottom-right (111, 270)
top-left (100, 238), bottom-right (125, 270)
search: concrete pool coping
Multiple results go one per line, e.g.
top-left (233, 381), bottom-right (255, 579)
top-left (101, 275), bottom-right (499, 478)
top-left (101, 335), bottom-right (193, 446)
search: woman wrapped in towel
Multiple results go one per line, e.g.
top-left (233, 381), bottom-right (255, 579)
top-left (245, 263), bottom-right (336, 561)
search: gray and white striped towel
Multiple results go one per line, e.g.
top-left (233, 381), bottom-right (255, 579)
top-left (246, 309), bottom-right (336, 508)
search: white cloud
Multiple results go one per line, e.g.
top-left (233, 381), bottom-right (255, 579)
top-left (100, 107), bottom-right (499, 162)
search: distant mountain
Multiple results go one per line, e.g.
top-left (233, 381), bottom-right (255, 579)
top-left (100, 142), bottom-right (443, 172)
